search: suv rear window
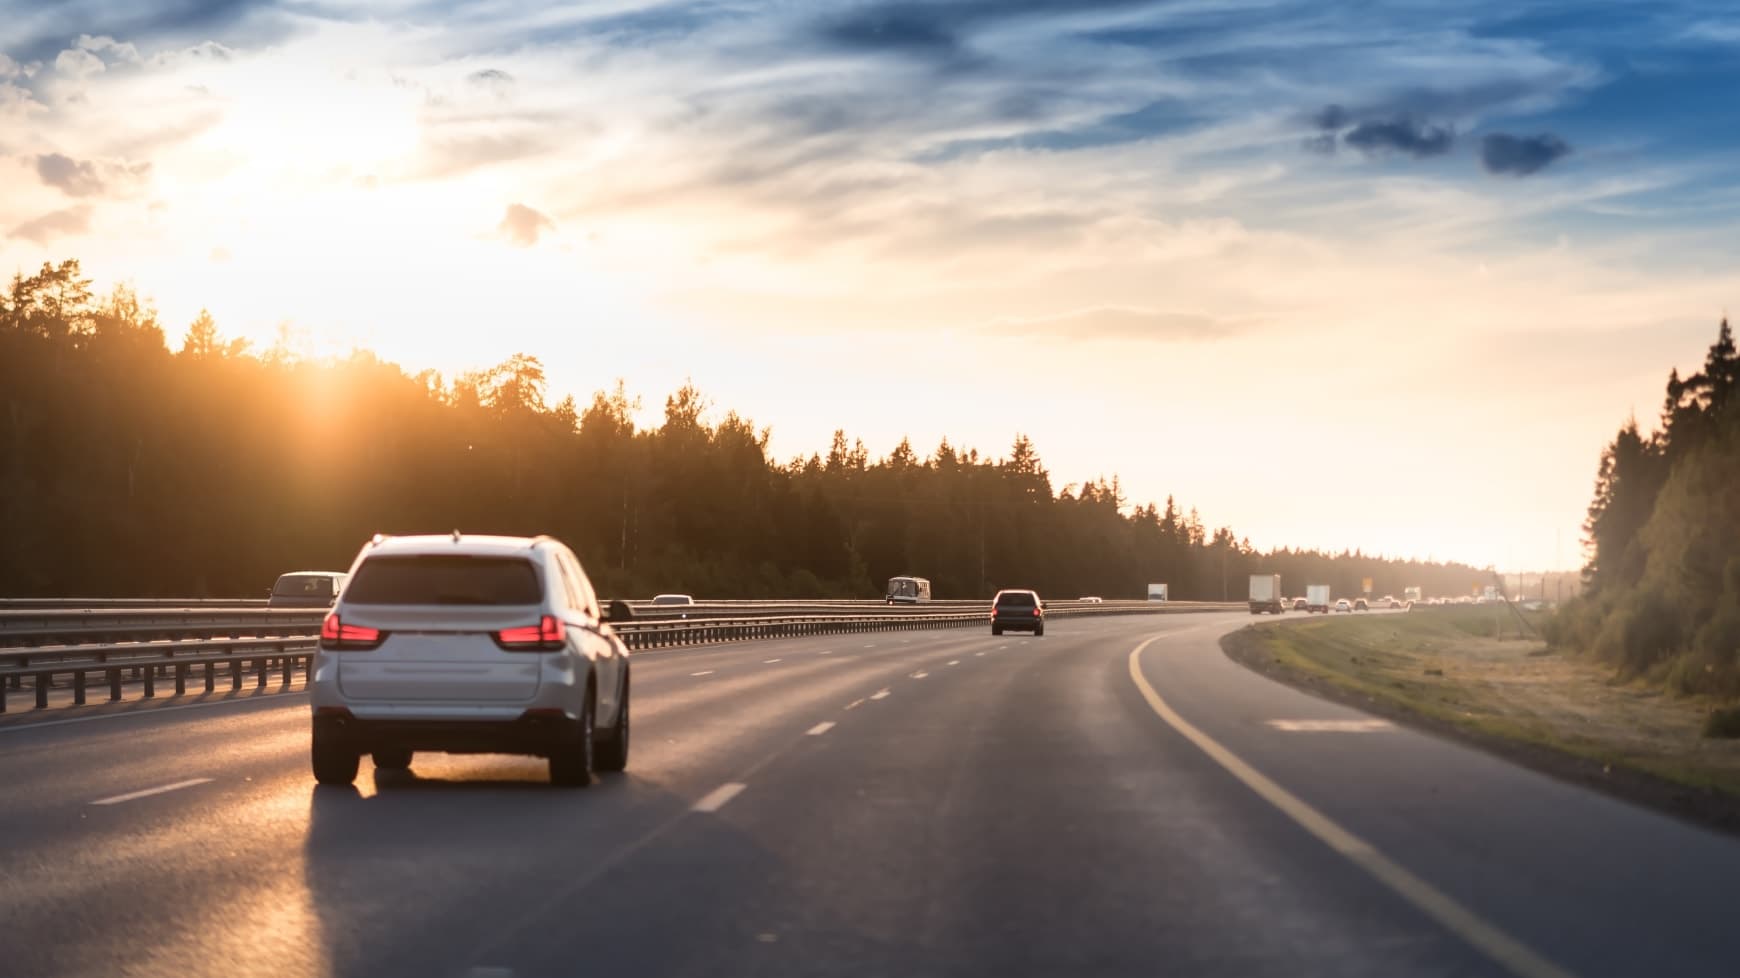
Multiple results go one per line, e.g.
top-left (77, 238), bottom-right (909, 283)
top-left (345, 556), bottom-right (542, 605)
top-left (995, 591), bottom-right (1037, 608)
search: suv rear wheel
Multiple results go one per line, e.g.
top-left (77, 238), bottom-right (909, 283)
top-left (596, 677), bottom-right (630, 773)
top-left (372, 748), bottom-right (412, 771)
top-left (312, 729), bottom-right (359, 786)
top-left (549, 690), bottom-right (595, 788)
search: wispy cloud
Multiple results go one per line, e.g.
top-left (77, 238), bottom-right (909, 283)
top-left (497, 202), bottom-right (553, 246)
top-left (992, 306), bottom-right (1253, 343)
top-left (9, 204), bottom-right (92, 243)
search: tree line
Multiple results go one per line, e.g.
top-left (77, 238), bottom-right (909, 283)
top-left (1, 258), bottom-right (1491, 601)
top-left (1550, 318), bottom-right (1740, 693)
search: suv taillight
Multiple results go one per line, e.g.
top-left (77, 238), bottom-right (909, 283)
top-left (320, 613), bottom-right (385, 650)
top-left (495, 615), bottom-right (566, 651)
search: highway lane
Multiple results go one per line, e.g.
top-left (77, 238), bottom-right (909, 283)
top-left (1, 612), bottom-right (1738, 977)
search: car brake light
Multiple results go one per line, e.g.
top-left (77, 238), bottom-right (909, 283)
top-left (319, 613), bottom-right (384, 650)
top-left (496, 614), bottom-right (565, 651)
top-left (1034, 606), bottom-right (1043, 616)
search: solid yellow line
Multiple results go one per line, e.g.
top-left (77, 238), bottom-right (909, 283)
top-left (1127, 638), bottom-right (1577, 978)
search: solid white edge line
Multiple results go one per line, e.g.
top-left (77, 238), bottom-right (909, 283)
top-left (692, 782), bottom-right (747, 813)
top-left (806, 721), bottom-right (836, 736)
top-left (1126, 639), bottom-right (1576, 978)
top-left (91, 777), bottom-right (214, 806)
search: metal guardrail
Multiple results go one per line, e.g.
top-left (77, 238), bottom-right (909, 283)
top-left (0, 602), bottom-right (1239, 714)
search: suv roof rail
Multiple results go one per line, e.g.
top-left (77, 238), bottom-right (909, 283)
top-left (451, 528), bottom-right (462, 542)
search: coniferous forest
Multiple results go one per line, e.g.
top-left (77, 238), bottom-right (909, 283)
top-left (2, 259), bottom-right (1492, 600)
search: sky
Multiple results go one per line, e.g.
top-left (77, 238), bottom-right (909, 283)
top-left (4, 1), bottom-right (1740, 572)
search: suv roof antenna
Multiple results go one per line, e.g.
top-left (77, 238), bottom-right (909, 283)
top-left (451, 528), bottom-right (462, 542)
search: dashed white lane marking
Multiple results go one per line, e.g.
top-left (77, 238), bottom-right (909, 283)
top-left (806, 721), bottom-right (836, 736)
top-left (690, 670), bottom-right (715, 677)
top-left (974, 652), bottom-right (985, 657)
top-left (91, 778), bottom-right (213, 806)
top-left (693, 782), bottom-right (747, 813)
top-left (1267, 719), bottom-right (1392, 733)
top-left (947, 660), bottom-right (960, 666)
top-left (864, 644), bottom-right (877, 649)
top-left (869, 689), bottom-right (891, 701)
top-left (817, 650), bottom-right (833, 655)
top-left (911, 671), bottom-right (929, 679)
top-left (763, 658), bottom-right (783, 664)
top-left (843, 698), bottom-right (865, 710)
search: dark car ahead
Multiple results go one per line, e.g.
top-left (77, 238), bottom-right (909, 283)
top-left (991, 589), bottom-right (1045, 636)
top-left (268, 571), bottom-right (348, 609)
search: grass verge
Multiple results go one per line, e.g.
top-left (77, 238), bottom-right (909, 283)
top-left (1223, 605), bottom-right (1740, 836)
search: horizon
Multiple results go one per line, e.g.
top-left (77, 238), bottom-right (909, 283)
top-left (6, 2), bottom-right (1738, 572)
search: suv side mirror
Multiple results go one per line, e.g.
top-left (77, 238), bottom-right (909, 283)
top-left (605, 599), bottom-right (634, 623)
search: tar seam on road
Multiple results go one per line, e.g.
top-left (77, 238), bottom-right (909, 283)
top-left (91, 777), bottom-right (214, 806)
top-left (806, 721), bottom-right (836, 736)
top-left (1126, 639), bottom-right (1578, 978)
top-left (693, 782), bottom-right (748, 813)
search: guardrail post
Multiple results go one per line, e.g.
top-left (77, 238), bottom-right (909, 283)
top-left (230, 660), bottom-right (242, 691)
top-left (109, 669), bottom-right (121, 701)
top-left (281, 656), bottom-right (292, 687)
top-left (73, 670), bottom-right (86, 705)
top-left (143, 666), bottom-right (155, 698)
top-left (204, 662), bottom-right (215, 693)
top-left (174, 663), bottom-right (187, 695)
top-left (35, 672), bottom-right (49, 709)
top-left (256, 658), bottom-right (267, 688)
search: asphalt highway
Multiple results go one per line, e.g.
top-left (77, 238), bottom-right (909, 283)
top-left (2, 612), bottom-right (1737, 978)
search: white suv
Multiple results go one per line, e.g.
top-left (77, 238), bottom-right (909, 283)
top-left (309, 533), bottom-right (630, 787)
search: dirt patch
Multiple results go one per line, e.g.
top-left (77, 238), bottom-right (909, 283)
top-left (1223, 608), bottom-right (1740, 838)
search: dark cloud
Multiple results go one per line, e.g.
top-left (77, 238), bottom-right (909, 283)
top-left (9, 205), bottom-right (93, 243)
top-left (467, 68), bottom-right (513, 87)
top-left (813, 0), bottom-right (1152, 60)
top-left (7, 0), bottom-right (289, 64)
top-left (1343, 118), bottom-right (1454, 158)
top-left (36, 153), bottom-right (106, 196)
top-left (497, 203), bottom-right (553, 247)
top-left (1481, 132), bottom-right (1572, 175)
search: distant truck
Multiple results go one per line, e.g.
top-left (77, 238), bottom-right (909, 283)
top-left (886, 576), bottom-right (932, 604)
top-left (1403, 586), bottom-right (1423, 605)
top-left (1306, 584), bottom-right (1331, 614)
top-left (1248, 574), bottom-right (1284, 614)
top-left (1147, 583), bottom-right (1168, 602)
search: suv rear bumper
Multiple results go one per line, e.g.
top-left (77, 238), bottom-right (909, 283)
top-left (313, 711), bottom-right (582, 756)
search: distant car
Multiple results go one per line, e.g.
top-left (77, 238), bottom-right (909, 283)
top-left (1078, 596), bottom-right (1104, 603)
top-left (1354, 597), bottom-right (1369, 611)
top-left (991, 589), bottom-right (1045, 636)
top-left (1334, 599), bottom-right (1352, 613)
top-left (309, 533), bottom-right (631, 787)
top-left (268, 571), bottom-right (347, 609)
top-left (1382, 596), bottom-right (1401, 609)
top-left (1292, 597), bottom-right (1308, 611)
top-left (651, 594), bottom-right (694, 607)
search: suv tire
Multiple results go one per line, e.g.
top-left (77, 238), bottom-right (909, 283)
top-left (549, 692), bottom-right (595, 788)
top-left (312, 731), bottom-right (359, 786)
top-left (595, 679), bottom-right (630, 773)
top-left (373, 748), bottom-right (412, 771)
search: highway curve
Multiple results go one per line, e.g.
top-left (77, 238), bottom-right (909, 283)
top-left (1, 612), bottom-right (1736, 978)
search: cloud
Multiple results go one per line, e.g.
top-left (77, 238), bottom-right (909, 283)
top-left (35, 153), bottom-right (106, 196)
top-left (467, 68), bottom-right (514, 87)
top-left (54, 48), bottom-right (106, 77)
top-left (1342, 118), bottom-right (1455, 158)
top-left (497, 203), bottom-right (554, 246)
top-left (9, 205), bottom-right (93, 244)
top-left (78, 34), bottom-right (144, 66)
top-left (1481, 132), bottom-right (1572, 176)
top-left (993, 306), bottom-right (1251, 343)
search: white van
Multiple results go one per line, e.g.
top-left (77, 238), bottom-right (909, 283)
top-left (886, 576), bottom-right (932, 604)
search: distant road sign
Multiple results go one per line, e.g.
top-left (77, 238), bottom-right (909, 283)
top-left (1362, 577), bottom-right (1373, 594)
